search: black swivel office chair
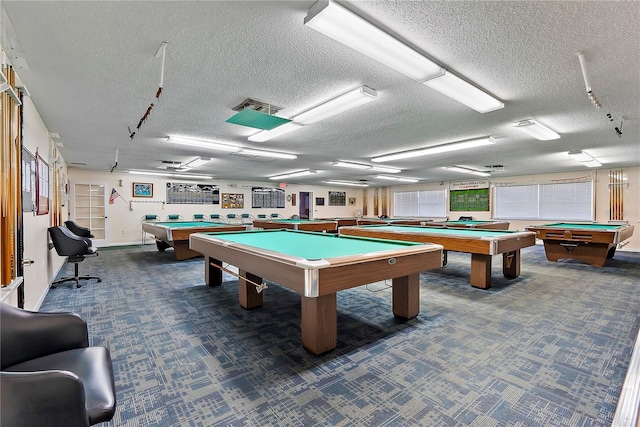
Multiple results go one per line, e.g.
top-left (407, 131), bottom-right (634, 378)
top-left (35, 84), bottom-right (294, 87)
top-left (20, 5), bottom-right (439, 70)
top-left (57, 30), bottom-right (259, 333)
top-left (48, 226), bottom-right (101, 289)
top-left (0, 302), bottom-right (117, 427)
top-left (64, 221), bottom-right (94, 239)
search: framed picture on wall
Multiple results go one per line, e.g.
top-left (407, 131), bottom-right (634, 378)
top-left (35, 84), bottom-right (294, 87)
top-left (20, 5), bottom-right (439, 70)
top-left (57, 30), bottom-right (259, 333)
top-left (316, 197), bottom-right (325, 206)
top-left (35, 150), bottom-right (49, 215)
top-left (133, 182), bottom-right (153, 198)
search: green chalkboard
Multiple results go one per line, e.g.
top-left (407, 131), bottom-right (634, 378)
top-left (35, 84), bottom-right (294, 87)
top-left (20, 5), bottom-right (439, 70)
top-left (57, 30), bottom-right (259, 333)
top-left (450, 188), bottom-right (489, 211)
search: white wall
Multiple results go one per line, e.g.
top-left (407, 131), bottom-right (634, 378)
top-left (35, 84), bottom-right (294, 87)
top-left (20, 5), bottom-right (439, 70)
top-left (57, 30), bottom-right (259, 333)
top-left (67, 169), bottom-right (365, 246)
top-left (384, 168), bottom-right (640, 252)
top-left (18, 97), bottom-right (67, 310)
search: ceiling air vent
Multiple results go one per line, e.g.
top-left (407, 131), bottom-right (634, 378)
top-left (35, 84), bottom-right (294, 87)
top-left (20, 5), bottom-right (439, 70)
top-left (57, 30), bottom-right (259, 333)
top-left (158, 160), bottom-right (182, 170)
top-left (232, 98), bottom-right (283, 115)
top-left (227, 98), bottom-right (290, 130)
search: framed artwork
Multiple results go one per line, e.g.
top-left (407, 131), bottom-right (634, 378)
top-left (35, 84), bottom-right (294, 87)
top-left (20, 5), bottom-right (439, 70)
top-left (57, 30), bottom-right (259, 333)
top-left (316, 197), bottom-right (325, 206)
top-left (133, 182), bottom-right (153, 198)
top-left (35, 150), bottom-right (49, 215)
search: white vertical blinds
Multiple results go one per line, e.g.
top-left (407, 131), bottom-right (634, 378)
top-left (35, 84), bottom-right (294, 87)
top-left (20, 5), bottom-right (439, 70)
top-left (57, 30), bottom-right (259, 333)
top-left (394, 189), bottom-right (446, 217)
top-left (494, 181), bottom-right (593, 220)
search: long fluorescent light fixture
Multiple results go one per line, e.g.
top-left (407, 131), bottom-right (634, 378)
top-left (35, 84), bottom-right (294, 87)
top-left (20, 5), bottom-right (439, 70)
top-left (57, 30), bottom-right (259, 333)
top-left (422, 70), bottom-right (504, 113)
top-left (185, 157), bottom-right (211, 168)
top-left (513, 119), bottom-right (560, 140)
top-left (444, 166), bottom-right (490, 177)
top-left (325, 180), bottom-right (369, 187)
top-left (293, 86), bottom-right (377, 125)
top-left (304, 1), bottom-right (503, 113)
top-left (269, 170), bottom-right (318, 180)
top-left (374, 175), bottom-right (419, 183)
top-left (372, 136), bottom-right (495, 163)
top-left (568, 150), bottom-right (601, 168)
top-left (167, 135), bottom-right (297, 160)
top-left (248, 122), bottom-right (304, 142)
top-left (129, 170), bottom-right (213, 179)
top-left (305, 1), bottom-right (441, 81)
top-left (331, 161), bottom-right (401, 173)
top-left (249, 86), bottom-right (377, 142)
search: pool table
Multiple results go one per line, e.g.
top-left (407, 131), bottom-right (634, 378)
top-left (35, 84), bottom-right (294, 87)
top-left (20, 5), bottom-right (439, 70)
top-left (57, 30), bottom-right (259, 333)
top-left (340, 225), bottom-right (536, 289)
top-left (525, 222), bottom-right (635, 267)
top-left (317, 217), bottom-right (360, 227)
top-left (356, 217), bottom-right (427, 225)
top-left (189, 229), bottom-right (443, 354)
top-left (141, 221), bottom-right (247, 260)
top-left (427, 220), bottom-right (510, 230)
top-left (252, 219), bottom-right (337, 232)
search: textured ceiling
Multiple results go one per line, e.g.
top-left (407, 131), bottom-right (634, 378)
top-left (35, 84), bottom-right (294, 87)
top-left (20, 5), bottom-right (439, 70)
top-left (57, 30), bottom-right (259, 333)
top-left (2, 1), bottom-right (639, 185)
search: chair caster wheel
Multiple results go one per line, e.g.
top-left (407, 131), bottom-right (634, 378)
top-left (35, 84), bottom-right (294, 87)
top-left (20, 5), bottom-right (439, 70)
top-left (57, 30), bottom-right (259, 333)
top-left (76, 284), bottom-right (82, 288)
top-left (97, 279), bottom-right (102, 283)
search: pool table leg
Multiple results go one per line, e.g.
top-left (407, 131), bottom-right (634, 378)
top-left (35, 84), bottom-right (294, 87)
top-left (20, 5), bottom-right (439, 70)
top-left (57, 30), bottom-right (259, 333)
top-left (502, 250), bottom-right (521, 279)
top-left (470, 254), bottom-right (492, 289)
top-left (392, 273), bottom-right (420, 319)
top-left (238, 271), bottom-right (263, 309)
top-left (301, 294), bottom-right (337, 355)
top-left (205, 256), bottom-right (223, 286)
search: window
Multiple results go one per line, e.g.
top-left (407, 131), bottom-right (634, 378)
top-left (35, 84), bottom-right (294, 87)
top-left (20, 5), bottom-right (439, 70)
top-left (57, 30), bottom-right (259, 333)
top-left (394, 189), bottom-right (446, 217)
top-left (494, 181), bottom-right (593, 221)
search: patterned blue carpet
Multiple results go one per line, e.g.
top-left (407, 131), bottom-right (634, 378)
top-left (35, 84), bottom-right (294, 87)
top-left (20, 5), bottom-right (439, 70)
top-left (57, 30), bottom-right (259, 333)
top-left (42, 244), bottom-right (640, 426)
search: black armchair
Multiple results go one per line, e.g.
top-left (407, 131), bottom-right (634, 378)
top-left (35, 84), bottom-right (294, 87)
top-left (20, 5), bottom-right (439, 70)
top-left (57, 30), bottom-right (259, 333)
top-left (0, 303), bottom-right (117, 427)
top-left (64, 220), bottom-right (95, 238)
top-left (48, 226), bottom-right (101, 288)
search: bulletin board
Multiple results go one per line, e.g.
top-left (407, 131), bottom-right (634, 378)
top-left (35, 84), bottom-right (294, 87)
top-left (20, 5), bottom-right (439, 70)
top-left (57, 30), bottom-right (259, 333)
top-left (222, 193), bottom-right (244, 209)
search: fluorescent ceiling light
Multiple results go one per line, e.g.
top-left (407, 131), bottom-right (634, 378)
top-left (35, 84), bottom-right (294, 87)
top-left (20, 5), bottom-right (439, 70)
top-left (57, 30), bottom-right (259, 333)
top-left (293, 86), bottom-right (377, 125)
top-left (305, 1), bottom-right (502, 113)
top-left (568, 150), bottom-right (601, 167)
top-left (167, 135), bottom-right (297, 160)
top-left (184, 157), bottom-right (211, 168)
top-left (249, 86), bottom-right (377, 142)
top-left (422, 70), bottom-right (504, 113)
top-left (332, 161), bottom-right (401, 173)
top-left (374, 175), bottom-right (419, 183)
top-left (168, 135), bottom-right (240, 153)
top-left (248, 122), bottom-right (304, 142)
top-left (325, 180), bottom-right (369, 187)
top-left (568, 150), bottom-right (593, 162)
top-left (513, 119), bottom-right (560, 140)
top-left (305, 1), bottom-right (441, 81)
top-left (444, 166), bottom-right (490, 177)
top-left (371, 136), bottom-right (495, 163)
top-left (129, 170), bottom-right (213, 179)
top-left (269, 170), bottom-right (318, 180)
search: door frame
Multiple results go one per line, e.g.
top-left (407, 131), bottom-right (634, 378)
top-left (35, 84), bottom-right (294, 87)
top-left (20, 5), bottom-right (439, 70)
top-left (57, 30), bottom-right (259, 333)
top-left (70, 181), bottom-right (109, 247)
